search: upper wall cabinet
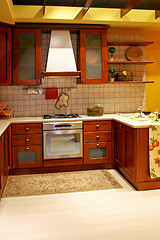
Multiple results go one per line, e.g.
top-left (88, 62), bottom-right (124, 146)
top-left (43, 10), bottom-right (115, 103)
top-left (13, 29), bottom-right (42, 85)
top-left (0, 26), bottom-right (12, 85)
top-left (80, 29), bottom-right (108, 84)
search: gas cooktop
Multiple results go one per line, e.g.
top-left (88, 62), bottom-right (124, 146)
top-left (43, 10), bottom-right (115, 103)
top-left (43, 114), bottom-right (80, 119)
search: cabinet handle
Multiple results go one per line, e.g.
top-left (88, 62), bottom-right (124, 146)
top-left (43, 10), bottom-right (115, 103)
top-left (96, 144), bottom-right (100, 147)
top-left (25, 147), bottom-right (29, 150)
top-left (82, 79), bottom-right (84, 83)
top-left (1, 135), bottom-right (4, 141)
top-left (25, 138), bottom-right (30, 142)
top-left (37, 79), bottom-right (40, 84)
top-left (25, 127), bottom-right (29, 131)
top-left (96, 125), bottom-right (100, 128)
top-left (96, 136), bottom-right (100, 139)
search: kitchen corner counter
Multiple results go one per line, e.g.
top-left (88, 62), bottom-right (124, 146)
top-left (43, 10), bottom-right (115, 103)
top-left (0, 114), bottom-right (153, 137)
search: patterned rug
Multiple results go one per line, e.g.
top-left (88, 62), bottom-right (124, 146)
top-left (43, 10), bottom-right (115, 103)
top-left (3, 170), bottom-right (122, 197)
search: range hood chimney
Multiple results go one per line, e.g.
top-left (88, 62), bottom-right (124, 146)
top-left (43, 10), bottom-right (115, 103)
top-left (43, 31), bottom-right (80, 78)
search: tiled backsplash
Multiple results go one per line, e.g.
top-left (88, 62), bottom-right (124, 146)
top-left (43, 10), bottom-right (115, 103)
top-left (0, 32), bottom-right (146, 117)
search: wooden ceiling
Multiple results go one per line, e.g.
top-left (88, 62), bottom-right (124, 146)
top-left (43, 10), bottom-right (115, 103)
top-left (12, 0), bottom-right (160, 18)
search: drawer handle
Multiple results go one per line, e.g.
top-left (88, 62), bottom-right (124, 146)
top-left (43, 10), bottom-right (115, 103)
top-left (25, 147), bottom-right (29, 150)
top-left (96, 125), bottom-right (100, 128)
top-left (25, 127), bottom-right (29, 131)
top-left (96, 144), bottom-right (100, 147)
top-left (25, 138), bottom-right (30, 142)
top-left (96, 136), bottom-right (100, 139)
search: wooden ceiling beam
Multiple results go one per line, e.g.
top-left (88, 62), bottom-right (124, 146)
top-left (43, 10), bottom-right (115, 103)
top-left (155, 10), bottom-right (160, 19)
top-left (121, 0), bottom-right (143, 18)
top-left (83, 0), bottom-right (95, 16)
top-left (43, 0), bottom-right (46, 16)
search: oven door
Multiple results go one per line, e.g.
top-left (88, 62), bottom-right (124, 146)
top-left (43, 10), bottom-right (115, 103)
top-left (43, 129), bottom-right (83, 159)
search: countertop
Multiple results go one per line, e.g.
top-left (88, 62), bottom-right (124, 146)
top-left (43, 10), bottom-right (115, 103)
top-left (0, 113), bottom-right (156, 137)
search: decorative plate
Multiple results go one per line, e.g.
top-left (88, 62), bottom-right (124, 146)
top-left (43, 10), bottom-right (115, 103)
top-left (126, 46), bottom-right (143, 61)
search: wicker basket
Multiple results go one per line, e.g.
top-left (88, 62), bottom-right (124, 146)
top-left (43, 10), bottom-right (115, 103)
top-left (87, 107), bottom-right (104, 116)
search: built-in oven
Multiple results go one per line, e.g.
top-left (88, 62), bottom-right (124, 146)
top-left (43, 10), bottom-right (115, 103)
top-left (43, 121), bottom-right (83, 159)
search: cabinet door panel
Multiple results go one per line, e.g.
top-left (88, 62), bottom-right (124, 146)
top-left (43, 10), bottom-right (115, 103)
top-left (80, 29), bottom-right (107, 84)
top-left (13, 29), bottom-right (42, 85)
top-left (0, 26), bottom-right (11, 85)
top-left (12, 145), bottom-right (42, 169)
top-left (84, 142), bottom-right (111, 164)
top-left (114, 122), bottom-right (125, 168)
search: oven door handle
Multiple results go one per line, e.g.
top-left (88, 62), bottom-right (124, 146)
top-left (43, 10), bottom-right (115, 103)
top-left (54, 124), bottom-right (72, 128)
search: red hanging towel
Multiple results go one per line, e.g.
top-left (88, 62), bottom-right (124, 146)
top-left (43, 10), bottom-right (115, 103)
top-left (45, 88), bottom-right (58, 99)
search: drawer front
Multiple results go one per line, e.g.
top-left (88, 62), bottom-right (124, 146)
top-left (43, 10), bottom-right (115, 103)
top-left (12, 123), bottom-right (42, 135)
top-left (83, 121), bottom-right (112, 132)
top-left (12, 134), bottom-right (42, 146)
top-left (84, 131), bottom-right (111, 143)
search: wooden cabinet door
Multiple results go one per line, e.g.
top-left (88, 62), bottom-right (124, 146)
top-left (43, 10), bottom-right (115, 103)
top-left (0, 129), bottom-right (9, 192)
top-left (124, 126), bottom-right (136, 180)
top-left (80, 29), bottom-right (107, 84)
top-left (12, 145), bottom-right (43, 169)
top-left (13, 29), bottom-right (42, 85)
top-left (0, 26), bottom-right (12, 85)
top-left (114, 122), bottom-right (125, 168)
top-left (84, 142), bottom-right (111, 164)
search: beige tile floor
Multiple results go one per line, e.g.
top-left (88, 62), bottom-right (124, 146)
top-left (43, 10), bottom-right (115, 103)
top-left (0, 169), bottom-right (160, 240)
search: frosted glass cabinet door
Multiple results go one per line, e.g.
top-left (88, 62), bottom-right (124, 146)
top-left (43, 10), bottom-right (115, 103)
top-left (80, 29), bottom-right (107, 84)
top-left (12, 145), bottom-right (42, 169)
top-left (84, 142), bottom-right (111, 164)
top-left (13, 29), bottom-right (42, 85)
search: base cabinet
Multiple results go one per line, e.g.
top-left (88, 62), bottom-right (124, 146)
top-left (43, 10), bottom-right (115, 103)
top-left (83, 121), bottom-right (112, 164)
top-left (11, 123), bottom-right (43, 169)
top-left (114, 122), bottom-right (136, 181)
top-left (0, 127), bottom-right (10, 196)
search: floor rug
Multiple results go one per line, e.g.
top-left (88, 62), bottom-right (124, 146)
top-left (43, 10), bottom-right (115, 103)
top-left (3, 170), bottom-right (122, 197)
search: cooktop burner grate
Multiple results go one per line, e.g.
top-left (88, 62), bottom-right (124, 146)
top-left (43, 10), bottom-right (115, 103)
top-left (43, 114), bottom-right (80, 119)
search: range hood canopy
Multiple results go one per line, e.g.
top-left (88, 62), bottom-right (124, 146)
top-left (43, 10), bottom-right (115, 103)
top-left (43, 31), bottom-right (80, 78)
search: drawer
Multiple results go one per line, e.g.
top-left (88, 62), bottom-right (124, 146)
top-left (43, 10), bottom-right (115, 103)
top-left (83, 121), bottom-right (112, 132)
top-left (12, 123), bottom-right (42, 135)
top-left (12, 134), bottom-right (42, 146)
top-left (84, 131), bottom-right (111, 143)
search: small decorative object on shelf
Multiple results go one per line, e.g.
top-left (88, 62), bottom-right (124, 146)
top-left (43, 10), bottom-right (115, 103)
top-left (117, 71), bottom-right (133, 81)
top-left (0, 103), bottom-right (14, 118)
top-left (108, 47), bottom-right (116, 61)
top-left (126, 46), bottom-right (143, 61)
top-left (87, 104), bottom-right (104, 116)
top-left (109, 67), bottom-right (116, 82)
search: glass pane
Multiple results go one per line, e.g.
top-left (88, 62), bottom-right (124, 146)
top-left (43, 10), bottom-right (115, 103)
top-left (18, 151), bottom-right (37, 163)
top-left (46, 133), bottom-right (81, 157)
top-left (18, 33), bottom-right (36, 80)
top-left (86, 34), bottom-right (102, 79)
top-left (89, 147), bottom-right (106, 159)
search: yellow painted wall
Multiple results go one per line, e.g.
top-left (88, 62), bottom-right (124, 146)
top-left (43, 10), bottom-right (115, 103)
top-left (144, 31), bottom-right (160, 113)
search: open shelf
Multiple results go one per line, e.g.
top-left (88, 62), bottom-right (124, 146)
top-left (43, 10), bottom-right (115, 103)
top-left (107, 41), bottom-right (153, 46)
top-left (107, 61), bottom-right (154, 64)
top-left (108, 81), bottom-right (154, 84)
top-left (42, 71), bottom-right (81, 78)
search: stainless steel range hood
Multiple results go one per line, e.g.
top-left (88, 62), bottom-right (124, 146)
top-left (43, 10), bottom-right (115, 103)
top-left (42, 31), bottom-right (80, 78)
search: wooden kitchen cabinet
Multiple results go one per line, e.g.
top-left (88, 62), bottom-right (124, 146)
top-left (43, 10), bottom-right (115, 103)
top-left (13, 29), bottom-right (42, 85)
top-left (114, 122), bottom-right (136, 181)
top-left (0, 127), bottom-right (10, 197)
top-left (0, 26), bottom-right (12, 85)
top-left (83, 121), bottom-right (112, 164)
top-left (11, 123), bottom-right (43, 169)
top-left (80, 29), bottom-right (108, 84)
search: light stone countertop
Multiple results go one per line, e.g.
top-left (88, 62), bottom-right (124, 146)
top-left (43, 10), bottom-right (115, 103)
top-left (0, 114), bottom-right (156, 137)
